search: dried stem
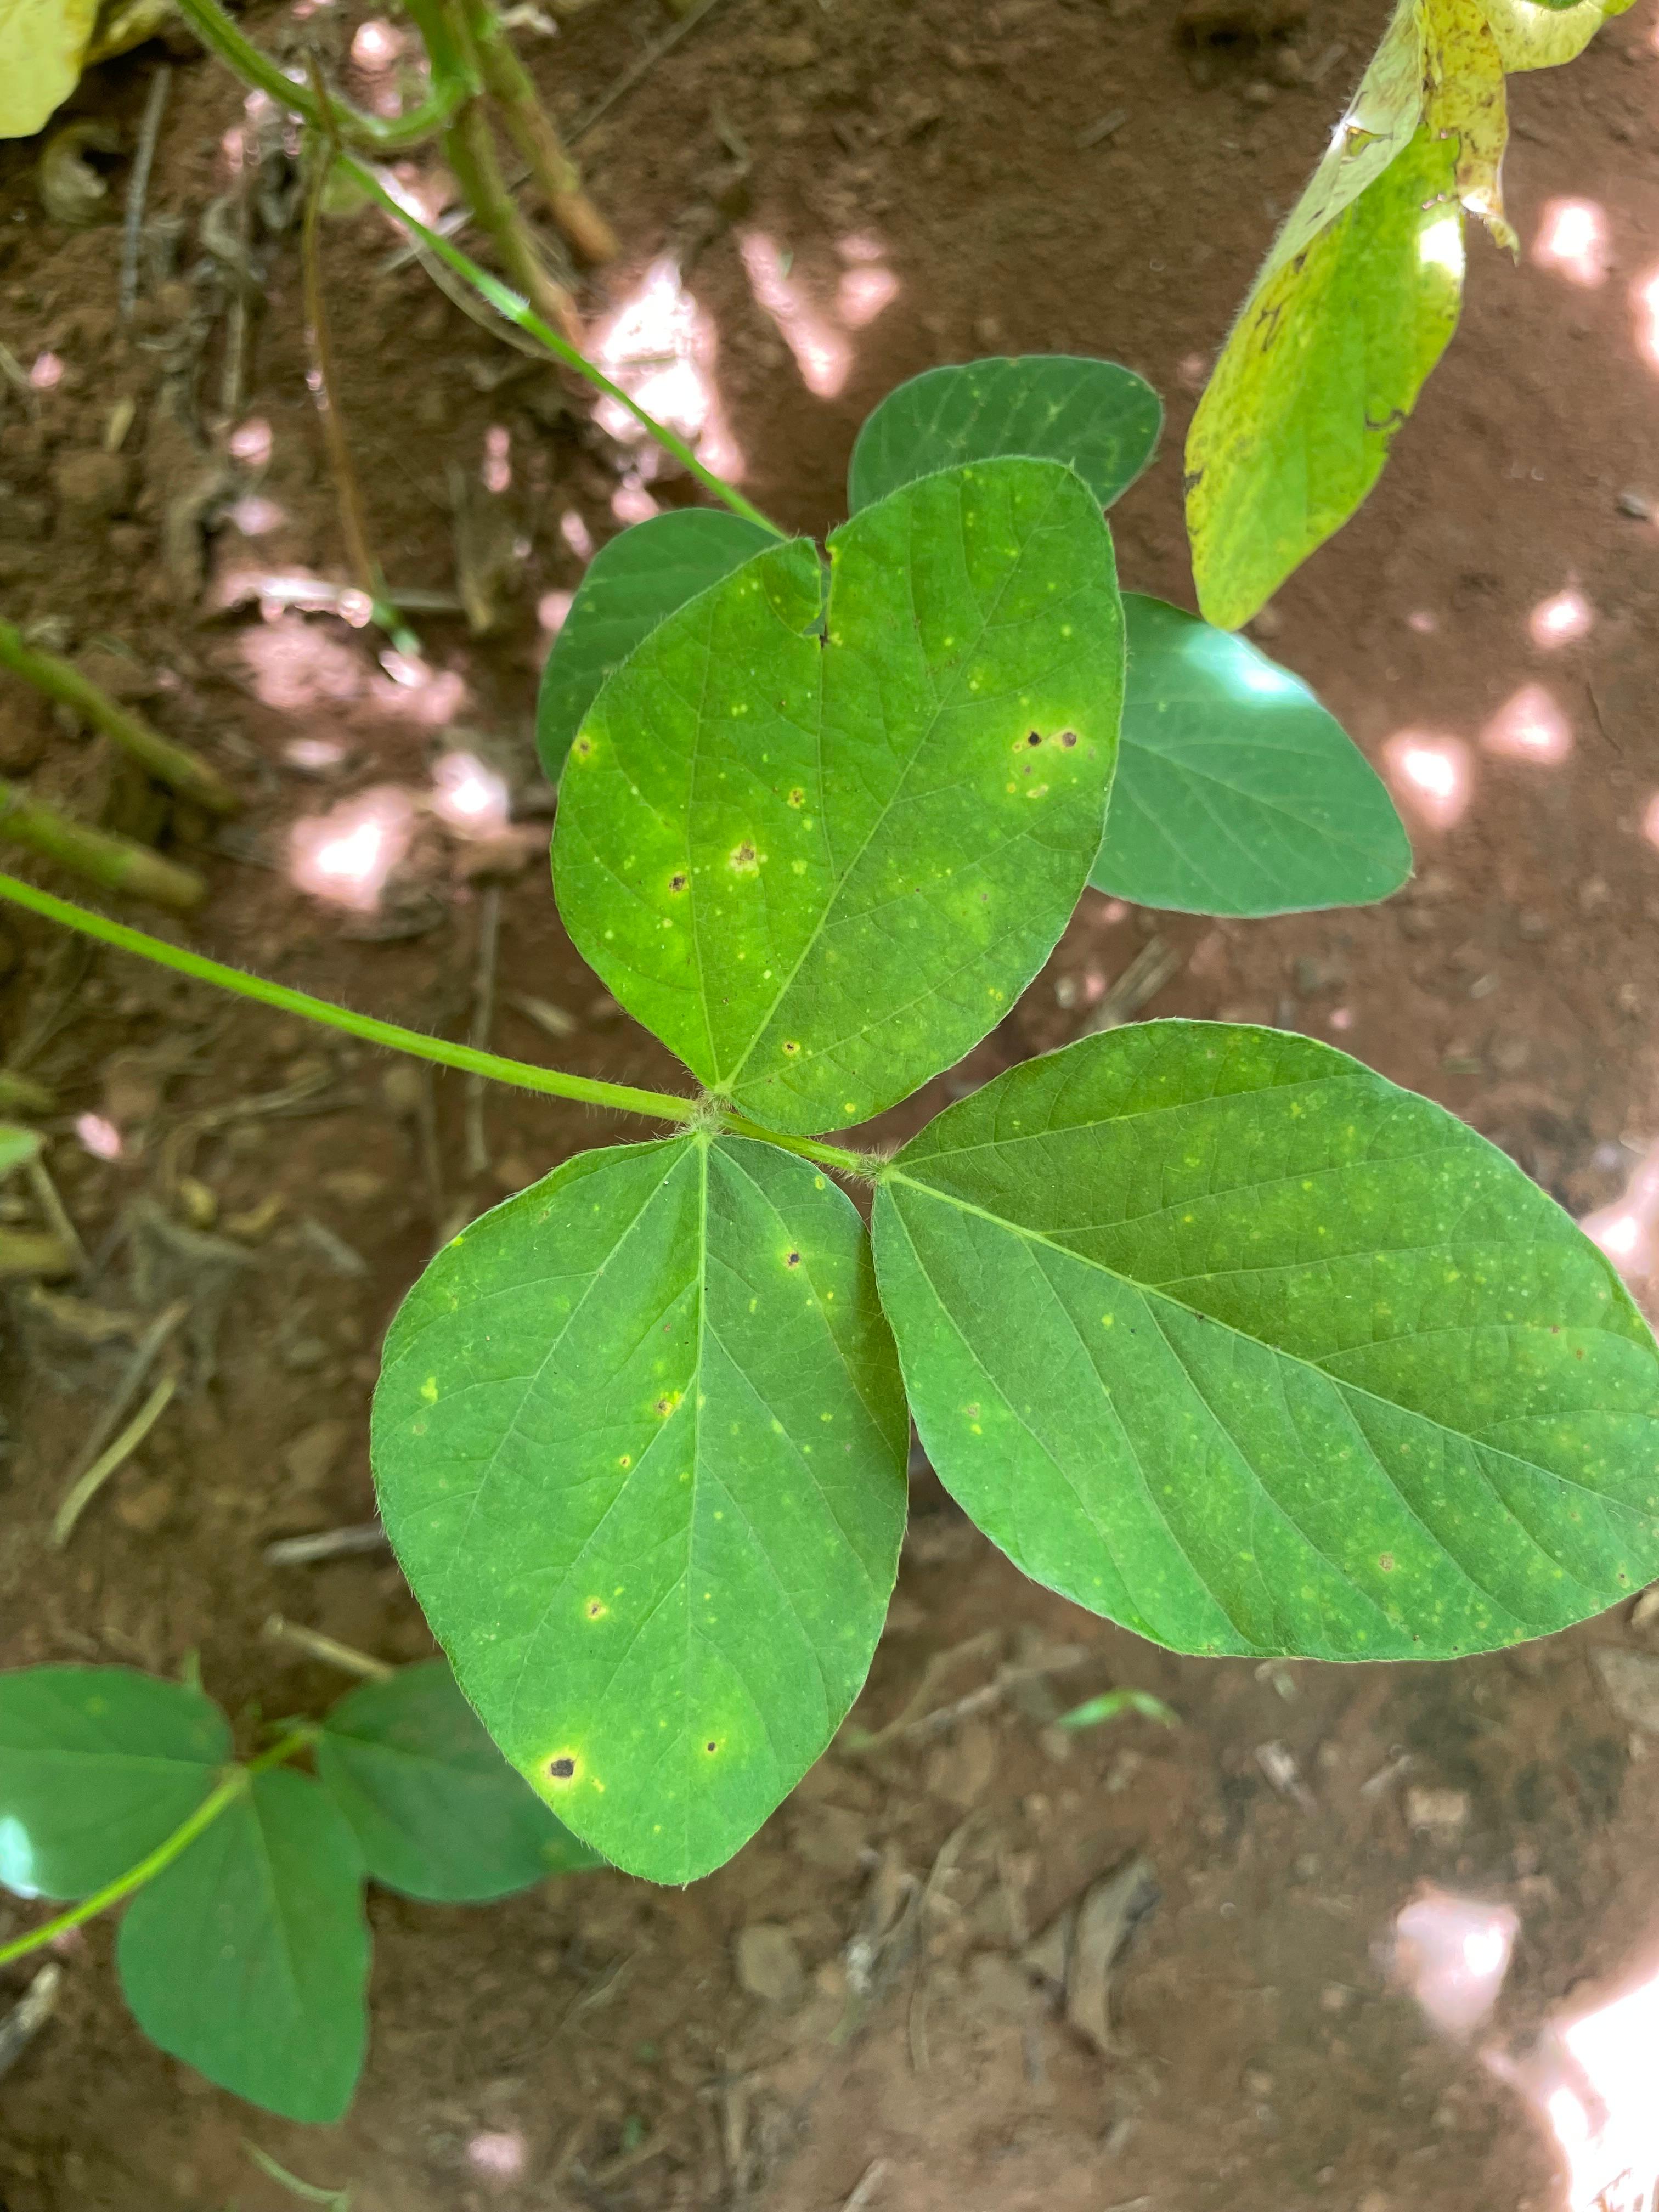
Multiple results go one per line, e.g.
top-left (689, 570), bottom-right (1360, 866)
top-left (0, 778), bottom-right (206, 910)
top-left (120, 65), bottom-right (171, 323)
top-left (442, 94), bottom-right (584, 345)
top-left (0, 618), bottom-right (238, 817)
top-left (300, 88), bottom-right (389, 618)
top-left (458, 0), bottom-right (617, 263)
top-left (52, 1373), bottom-right (179, 1548)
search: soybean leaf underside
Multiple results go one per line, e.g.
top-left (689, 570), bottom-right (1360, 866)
top-left (848, 356), bottom-right (1162, 515)
top-left (117, 1767), bottom-right (369, 2124)
top-left (1091, 595), bottom-right (1411, 915)
top-left (317, 1658), bottom-right (603, 1901)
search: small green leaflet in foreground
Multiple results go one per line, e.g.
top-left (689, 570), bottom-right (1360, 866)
top-left (847, 356), bottom-right (1162, 515)
top-left (1056, 1689), bottom-right (1180, 1731)
top-left (555, 457), bottom-right (1124, 1136)
top-left (1187, 129), bottom-right (1464, 631)
top-left (535, 507), bottom-right (778, 781)
top-left (317, 1658), bottom-right (603, 1900)
top-left (0, 1124), bottom-right (40, 1175)
top-left (1090, 596), bottom-right (1411, 916)
top-left (873, 1022), bottom-right (1659, 1662)
top-left (0, 1667), bottom-right (229, 1899)
top-left (118, 1768), bottom-right (369, 2124)
top-left (371, 1135), bottom-right (908, 1884)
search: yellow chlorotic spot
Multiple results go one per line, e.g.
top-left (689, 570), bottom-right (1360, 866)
top-left (653, 1391), bottom-right (682, 1419)
top-left (1101, 1314), bottom-right (1114, 1328)
top-left (420, 1376), bottom-right (438, 1404)
top-left (585, 1599), bottom-right (608, 1620)
top-left (729, 840), bottom-right (760, 872)
top-left (619, 1453), bottom-right (633, 1469)
top-left (787, 787), bottom-right (806, 807)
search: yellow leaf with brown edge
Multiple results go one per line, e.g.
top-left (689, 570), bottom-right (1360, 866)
top-left (1480, 0), bottom-right (1634, 72)
top-left (1423, 0), bottom-right (1517, 252)
top-left (0, 0), bottom-right (100, 138)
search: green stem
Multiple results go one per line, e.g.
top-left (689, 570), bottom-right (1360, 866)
top-left (0, 1726), bottom-right (315, 1970)
top-left (0, 620), bottom-right (239, 818)
top-left (335, 151), bottom-right (783, 536)
top-left (0, 783), bottom-right (205, 911)
top-left (720, 1115), bottom-right (876, 1179)
top-left (171, 0), bottom-right (473, 150)
top-left (0, 872), bottom-right (698, 1129)
top-left (0, 878), bottom-right (879, 1175)
top-left (441, 91), bottom-right (582, 344)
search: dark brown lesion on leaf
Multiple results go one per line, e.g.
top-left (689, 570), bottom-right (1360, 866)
top-left (729, 839), bottom-right (759, 872)
top-left (548, 1756), bottom-right (576, 1780)
top-left (669, 872), bottom-right (688, 893)
top-left (786, 1250), bottom-right (801, 1267)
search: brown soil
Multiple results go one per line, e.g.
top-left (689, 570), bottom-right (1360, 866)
top-left (3, 0), bottom-right (1659, 2207)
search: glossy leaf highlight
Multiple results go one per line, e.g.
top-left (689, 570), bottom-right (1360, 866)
top-left (371, 1135), bottom-right (908, 1884)
top-left (555, 459), bottom-right (1124, 1135)
top-left (873, 1023), bottom-right (1659, 1662)
top-left (1090, 595), bottom-right (1411, 916)
top-left (0, 1667), bottom-right (229, 1900)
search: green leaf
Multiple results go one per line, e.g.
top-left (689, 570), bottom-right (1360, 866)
top-left (117, 1768), bottom-right (369, 2124)
top-left (0, 1667), bottom-right (229, 1900)
top-left (848, 356), bottom-right (1161, 515)
top-left (316, 1659), bottom-right (603, 1901)
top-left (0, 1123), bottom-right (40, 1175)
top-left (1186, 127), bottom-right (1464, 631)
top-left (371, 1134), bottom-right (908, 1884)
top-left (554, 459), bottom-right (1124, 1137)
top-left (872, 1023), bottom-right (1659, 1663)
top-left (1090, 595), bottom-right (1411, 916)
top-left (535, 509), bottom-right (777, 781)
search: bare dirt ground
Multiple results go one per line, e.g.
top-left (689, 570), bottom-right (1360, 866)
top-left (3, 0), bottom-right (1659, 2205)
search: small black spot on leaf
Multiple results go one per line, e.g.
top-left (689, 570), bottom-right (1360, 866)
top-left (786, 1251), bottom-right (801, 1267)
top-left (548, 1756), bottom-right (575, 1780)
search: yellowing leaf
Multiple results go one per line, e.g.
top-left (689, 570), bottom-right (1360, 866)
top-left (1424, 0), bottom-right (1516, 250)
top-left (0, 0), bottom-right (99, 138)
top-left (1187, 128), bottom-right (1464, 631)
top-left (1259, 0), bottom-right (1426, 286)
top-left (1480, 0), bottom-right (1633, 71)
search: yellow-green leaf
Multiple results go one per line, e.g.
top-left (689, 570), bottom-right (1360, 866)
top-left (1480, 0), bottom-right (1632, 71)
top-left (1256, 0), bottom-right (1426, 290)
top-left (1186, 127), bottom-right (1464, 631)
top-left (0, 0), bottom-right (99, 139)
top-left (1425, 0), bottom-right (1516, 250)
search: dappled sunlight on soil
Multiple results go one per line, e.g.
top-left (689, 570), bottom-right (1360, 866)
top-left (740, 229), bottom-right (854, 398)
top-left (1482, 684), bottom-right (1573, 766)
top-left (1381, 732), bottom-right (1474, 830)
top-left (1582, 1147), bottom-right (1659, 1282)
top-left (431, 751), bottom-right (511, 837)
top-left (1534, 199), bottom-right (1611, 288)
top-left (591, 256), bottom-right (744, 482)
top-left (1392, 1889), bottom-right (1518, 2042)
top-left (288, 786), bottom-right (415, 910)
top-left (1493, 1963), bottom-right (1659, 2212)
top-left (1528, 589), bottom-right (1595, 650)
